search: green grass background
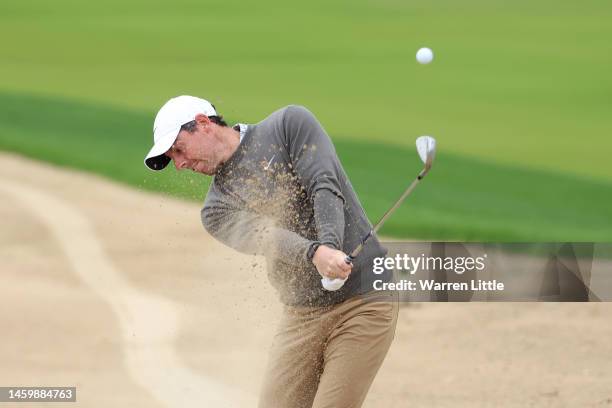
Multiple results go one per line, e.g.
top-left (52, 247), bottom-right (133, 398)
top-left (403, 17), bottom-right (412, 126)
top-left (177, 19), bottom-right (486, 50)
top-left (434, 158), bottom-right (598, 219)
top-left (1, 0), bottom-right (611, 241)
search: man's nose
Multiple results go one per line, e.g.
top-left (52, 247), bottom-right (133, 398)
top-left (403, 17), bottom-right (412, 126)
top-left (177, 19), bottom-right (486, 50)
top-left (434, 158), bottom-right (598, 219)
top-left (174, 158), bottom-right (188, 170)
top-left (168, 152), bottom-right (186, 170)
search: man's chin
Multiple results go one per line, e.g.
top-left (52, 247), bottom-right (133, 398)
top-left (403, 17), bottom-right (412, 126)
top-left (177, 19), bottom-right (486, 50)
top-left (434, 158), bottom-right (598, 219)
top-left (192, 166), bottom-right (215, 176)
top-left (189, 162), bottom-right (215, 175)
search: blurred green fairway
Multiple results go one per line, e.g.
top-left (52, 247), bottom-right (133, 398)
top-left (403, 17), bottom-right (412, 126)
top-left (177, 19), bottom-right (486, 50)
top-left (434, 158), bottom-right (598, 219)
top-left (1, 0), bottom-right (611, 240)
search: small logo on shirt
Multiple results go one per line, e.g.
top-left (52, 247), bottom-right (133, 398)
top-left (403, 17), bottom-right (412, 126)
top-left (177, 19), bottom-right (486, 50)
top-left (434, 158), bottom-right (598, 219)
top-left (264, 155), bottom-right (276, 171)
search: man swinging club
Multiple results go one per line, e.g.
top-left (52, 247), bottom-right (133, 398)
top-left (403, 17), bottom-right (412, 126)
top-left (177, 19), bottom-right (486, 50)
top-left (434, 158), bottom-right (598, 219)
top-left (144, 95), bottom-right (398, 408)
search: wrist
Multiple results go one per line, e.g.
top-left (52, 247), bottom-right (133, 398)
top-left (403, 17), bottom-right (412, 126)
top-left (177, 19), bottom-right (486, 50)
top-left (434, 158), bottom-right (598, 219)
top-left (307, 242), bottom-right (321, 263)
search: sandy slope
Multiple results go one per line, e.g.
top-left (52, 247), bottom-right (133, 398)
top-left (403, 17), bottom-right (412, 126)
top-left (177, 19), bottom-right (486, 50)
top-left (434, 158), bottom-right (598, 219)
top-left (1, 152), bottom-right (611, 408)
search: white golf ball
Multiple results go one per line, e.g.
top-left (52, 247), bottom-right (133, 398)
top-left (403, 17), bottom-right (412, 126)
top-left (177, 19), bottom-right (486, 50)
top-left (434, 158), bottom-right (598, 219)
top-left (416, 47), bottom-right (434, 64)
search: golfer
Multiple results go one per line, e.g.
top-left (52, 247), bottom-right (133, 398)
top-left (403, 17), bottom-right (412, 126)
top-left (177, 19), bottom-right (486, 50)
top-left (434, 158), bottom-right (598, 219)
top-left (144, 95), bottom-right (398, 408)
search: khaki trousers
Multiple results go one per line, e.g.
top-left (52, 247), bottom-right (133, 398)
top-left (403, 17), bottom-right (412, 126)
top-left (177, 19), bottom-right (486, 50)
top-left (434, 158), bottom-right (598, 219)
top-left (258, 291), bottom-right (399, 408)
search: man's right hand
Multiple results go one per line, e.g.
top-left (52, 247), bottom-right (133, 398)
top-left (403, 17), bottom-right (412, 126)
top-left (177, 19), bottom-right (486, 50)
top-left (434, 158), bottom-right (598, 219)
top-left (312, 245), bottom-right (353, 280)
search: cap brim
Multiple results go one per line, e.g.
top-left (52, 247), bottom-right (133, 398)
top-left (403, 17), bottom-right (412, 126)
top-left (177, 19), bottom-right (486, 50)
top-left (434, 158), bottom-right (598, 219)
top-left (145, 153), bottom-right (172, 171)
top-left (144, 127), bottom-right (180, 171)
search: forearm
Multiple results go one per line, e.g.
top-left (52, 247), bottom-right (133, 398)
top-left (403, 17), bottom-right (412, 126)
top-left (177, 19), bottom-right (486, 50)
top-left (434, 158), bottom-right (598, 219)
top-left (313, 188), bottom-right (345, 250)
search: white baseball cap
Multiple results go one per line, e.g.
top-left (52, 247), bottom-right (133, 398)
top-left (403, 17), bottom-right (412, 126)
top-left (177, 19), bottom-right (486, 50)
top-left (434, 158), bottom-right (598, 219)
top-left (144, 95), bottom-right (217, 171)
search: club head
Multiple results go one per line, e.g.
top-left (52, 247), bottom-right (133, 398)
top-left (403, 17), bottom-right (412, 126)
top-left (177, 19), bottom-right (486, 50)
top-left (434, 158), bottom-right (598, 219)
top-left (416, 136), bottom-right (436, 170)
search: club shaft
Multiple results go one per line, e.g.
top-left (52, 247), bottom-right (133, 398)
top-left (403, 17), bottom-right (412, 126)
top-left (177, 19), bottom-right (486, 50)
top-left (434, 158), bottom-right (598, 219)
top-left (347, 168), bottom-right (428, 261)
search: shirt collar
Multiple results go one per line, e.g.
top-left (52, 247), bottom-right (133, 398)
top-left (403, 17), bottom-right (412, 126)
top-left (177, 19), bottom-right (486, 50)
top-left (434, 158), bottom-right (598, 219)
top-left (232, 123), bottom-right (249, 143)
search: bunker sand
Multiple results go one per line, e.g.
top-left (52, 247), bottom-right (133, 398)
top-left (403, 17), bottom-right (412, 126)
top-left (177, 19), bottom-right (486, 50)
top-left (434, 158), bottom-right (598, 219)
top-left (1, 152), bottom-right (611, 407)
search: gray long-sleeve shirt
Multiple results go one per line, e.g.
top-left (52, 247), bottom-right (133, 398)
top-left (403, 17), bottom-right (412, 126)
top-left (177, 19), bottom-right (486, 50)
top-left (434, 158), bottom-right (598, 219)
top-left (201, 105), bottom-right (392, 306)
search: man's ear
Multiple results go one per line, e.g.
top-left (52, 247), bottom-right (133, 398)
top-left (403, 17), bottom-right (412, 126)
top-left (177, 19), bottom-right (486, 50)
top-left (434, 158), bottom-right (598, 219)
top-left (195, 113), bottom-right (211, 127)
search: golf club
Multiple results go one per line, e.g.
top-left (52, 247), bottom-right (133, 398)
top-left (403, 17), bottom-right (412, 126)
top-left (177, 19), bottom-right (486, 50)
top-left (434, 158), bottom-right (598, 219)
top-left (321, 135), bottom-right (437, 291)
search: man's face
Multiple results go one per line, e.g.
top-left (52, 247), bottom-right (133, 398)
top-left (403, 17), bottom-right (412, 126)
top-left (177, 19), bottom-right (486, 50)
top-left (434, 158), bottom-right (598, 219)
top-left (165, 118), bottom-right (219, 175)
